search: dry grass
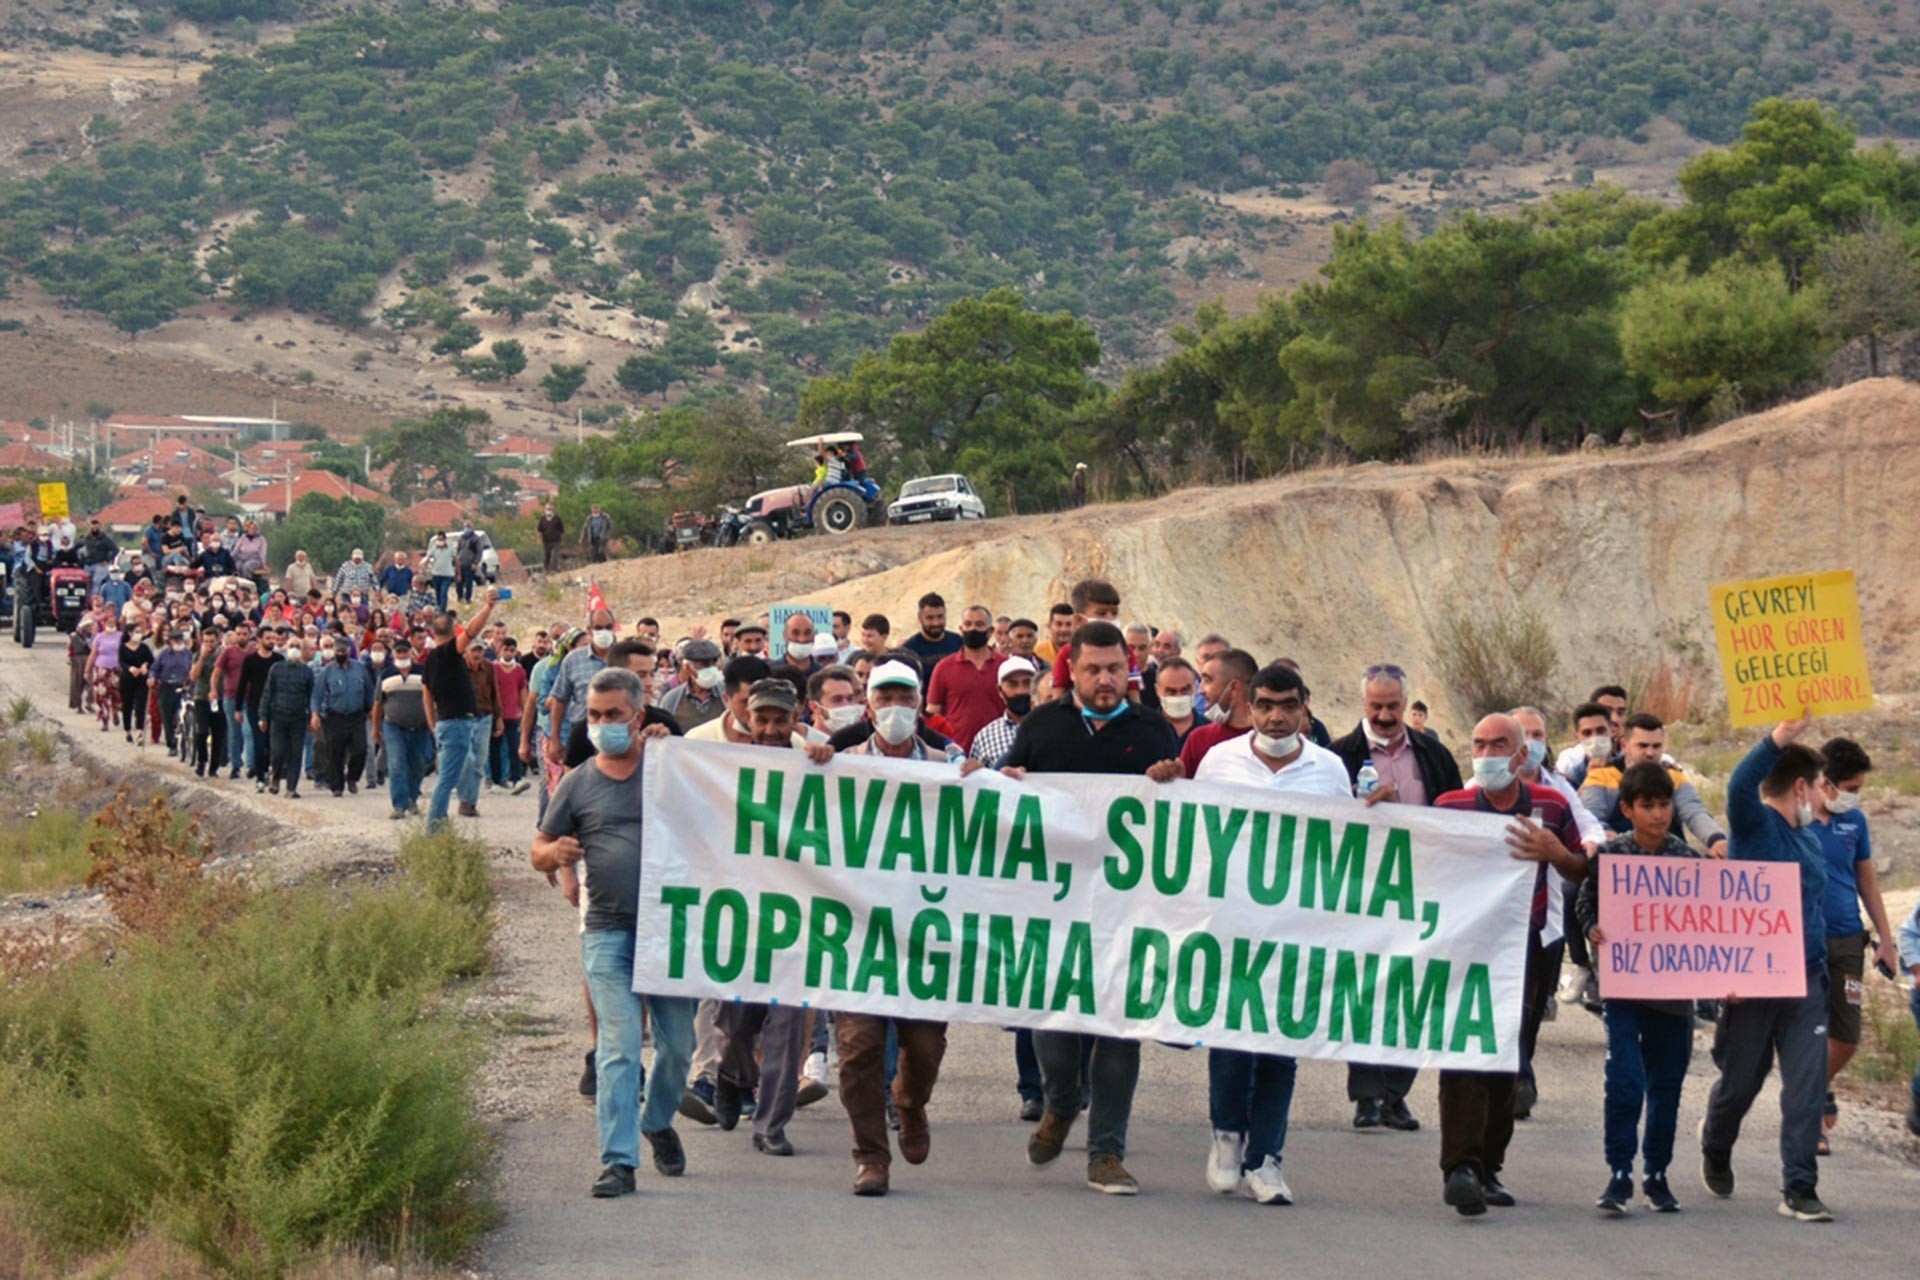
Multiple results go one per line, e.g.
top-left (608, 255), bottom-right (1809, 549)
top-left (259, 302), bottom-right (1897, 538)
top-left (0, 1211), bottom-right (479, 1279)
top-left (1626, 658), bottom-right (1707, 725)
top-left (1431, 595), bottom-right (1560, 721)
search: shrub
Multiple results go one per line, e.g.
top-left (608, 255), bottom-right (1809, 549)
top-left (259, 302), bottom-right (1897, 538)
top-left (394, 825), bottom-right (494, 919)
top-left (7, 696), bottom-right (30, 724)
top-left (85, 791), bottom-right (246, 938)
top-left (1431, 596), bottom-right (1560, 722)
top-left (0, 875), bottom-right (496, 1272)
top-left (21, 728), bottom-right (56, 765)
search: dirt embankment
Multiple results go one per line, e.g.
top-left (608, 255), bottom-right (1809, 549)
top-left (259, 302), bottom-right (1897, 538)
top-left (573, 377), bottom-right (1920, 728)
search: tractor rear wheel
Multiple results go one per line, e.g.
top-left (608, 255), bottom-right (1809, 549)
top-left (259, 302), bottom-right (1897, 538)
top-left (816, 493), bottom-right (865, 535)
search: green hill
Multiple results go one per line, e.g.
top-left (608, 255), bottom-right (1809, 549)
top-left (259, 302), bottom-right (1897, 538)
top-left (5, 0), bottom-right (1920, 382)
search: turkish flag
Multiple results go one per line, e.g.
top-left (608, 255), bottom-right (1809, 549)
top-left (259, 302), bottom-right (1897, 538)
top-left (587, 581), bottom-right (615, 629)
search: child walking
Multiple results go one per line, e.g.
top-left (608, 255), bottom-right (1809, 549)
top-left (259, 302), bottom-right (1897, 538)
top-left (1575, 761), bottom-right (1698, 1215)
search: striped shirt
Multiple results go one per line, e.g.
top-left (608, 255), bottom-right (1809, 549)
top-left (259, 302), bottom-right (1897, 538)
top-left (1433, 782), bottom-right (1581, 932)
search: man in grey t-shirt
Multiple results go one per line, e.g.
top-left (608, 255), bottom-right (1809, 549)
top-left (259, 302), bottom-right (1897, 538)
top-left (532, 665), bottom-right (693, 1200)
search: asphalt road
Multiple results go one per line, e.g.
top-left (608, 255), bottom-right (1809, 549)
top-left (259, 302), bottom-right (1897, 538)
top-left (483, 912), bottom-right (1920, 1279)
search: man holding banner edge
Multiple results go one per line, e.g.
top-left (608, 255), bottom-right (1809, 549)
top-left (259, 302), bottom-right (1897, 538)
top-left (1431, 713), bottom-right (1587, 1216)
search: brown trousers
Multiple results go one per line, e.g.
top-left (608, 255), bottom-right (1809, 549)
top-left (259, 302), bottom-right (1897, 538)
top-left (1438, 935), bottom-right (1548, 1179)
top-left (837, 1014), bottom-right (947, 1167)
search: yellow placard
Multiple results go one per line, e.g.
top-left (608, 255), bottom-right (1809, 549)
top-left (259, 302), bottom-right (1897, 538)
top-left (36, 482), bottom-right (68, 521)
top-left (1710, 570), bottom-right (1873, 727)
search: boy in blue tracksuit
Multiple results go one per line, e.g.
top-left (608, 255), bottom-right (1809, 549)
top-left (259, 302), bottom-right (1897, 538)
top-left (1576, 762), bottom-right (1696, 1216)
top-left (1698, 714), bottom-right (1832, 1222)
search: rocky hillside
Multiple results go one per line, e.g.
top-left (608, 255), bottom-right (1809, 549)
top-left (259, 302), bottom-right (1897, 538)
top-left (575, 378), bottom-right (1920, 725)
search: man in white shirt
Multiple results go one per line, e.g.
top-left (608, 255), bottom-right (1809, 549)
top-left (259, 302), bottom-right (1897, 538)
top-left (1191, 662), bottom-right (1351, 1206)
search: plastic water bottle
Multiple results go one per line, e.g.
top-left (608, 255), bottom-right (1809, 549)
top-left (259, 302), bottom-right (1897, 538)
top-left (1355, 762), bottom-right (1380, 800)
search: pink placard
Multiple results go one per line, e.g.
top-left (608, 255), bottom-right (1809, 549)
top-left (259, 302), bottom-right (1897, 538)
top-left (0, 502), bottom-right (22, 528)
top-left (1597, 855), bottom-right (1806, 1000)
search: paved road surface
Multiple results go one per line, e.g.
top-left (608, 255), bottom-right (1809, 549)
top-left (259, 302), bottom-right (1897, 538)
top-left (5, 638), bottom-right (1916, 1279)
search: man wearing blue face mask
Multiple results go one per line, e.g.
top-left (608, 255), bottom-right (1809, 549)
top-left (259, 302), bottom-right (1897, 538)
top-left (1432, 713), bottom-right (1588, 1217)
top-left (999, 620), bottom-right (1181, 1197)
top-left (533, 666), bottom-right (691, 1201)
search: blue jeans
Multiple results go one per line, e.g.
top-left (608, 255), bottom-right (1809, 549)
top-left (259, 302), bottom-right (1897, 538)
top-left (428, 716), bottom-right (486, 823)
top-left (384, 724), bottom-right (435, 813)
top-left (431, 575), bottom-right (451, 611)
top-left (1208, 1049), bottom-right (1299, 1169)
top-left (1601, 1000), bottom-right (1692, 1175)
top-left (1035, 1031), bottom-right (1138, 1160)
top-left (228, 710), bottom-right (257, 777)
top-left (1909, 987), bottom-right (1920, 1107)
top-left (580, 930), bottom-right (696, 1169)
top-left (490, 719), bottom-right (523, 786)
top-left (1015, 1028), bottom-right (1091, 1107)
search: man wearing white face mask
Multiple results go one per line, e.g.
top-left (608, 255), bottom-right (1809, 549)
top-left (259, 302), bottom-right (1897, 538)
top-left (1482, 705), bottom-right (1606, 1115)
top-left (1807, 737), bottom-right (1897, 1154)
top-left (1431, 713), bottom-right (1587, 1216)
top-left (659, 638), bottom-right (727, 731)
top-left (1556, 701), bottom-right (1619, 1006)
top-left (545, 607), bottom-right (617, 767)
top-left (1193, 663), bottom-right (1352, 1205)
top-left (835, 659), bottom-right (955, 1194)
top-left (1154, 657), bottom-right (1201, 746)
top-left (1699, 713), bottom-right (1836, 1223)
top-left (805, 664), bottom-right (866, 741)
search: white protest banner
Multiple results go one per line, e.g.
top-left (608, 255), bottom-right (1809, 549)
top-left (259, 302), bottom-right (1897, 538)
top-left (636, 739), bottom-right (1536, 1071)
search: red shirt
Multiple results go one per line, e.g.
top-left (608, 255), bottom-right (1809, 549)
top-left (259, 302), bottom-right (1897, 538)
top-left (926, 649), bottom-right (1004, 751)
top-left (1179, 720), bottom-right (1249, 778)
top-left (494, 659), bottom-right (529, 718)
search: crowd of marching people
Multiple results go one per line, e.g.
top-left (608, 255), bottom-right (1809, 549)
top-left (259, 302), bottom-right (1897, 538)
top-left (22, 503), bottom-right (1920, 1222)
top-left (523, 576), bottom-right (1920, 1220)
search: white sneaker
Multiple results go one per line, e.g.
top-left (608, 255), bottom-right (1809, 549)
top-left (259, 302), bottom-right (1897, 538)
top-left (510, 777), bottom-right (531, 795)
top-left (1206, 1130), bottom-right (1247, 1194)
top-left (1558, 965), bottom-right (1592, 1005)
top-left (802, 1050), bottom-right (829, 1085)
top-left (1243, 1155), bottom-right (1294, 1205)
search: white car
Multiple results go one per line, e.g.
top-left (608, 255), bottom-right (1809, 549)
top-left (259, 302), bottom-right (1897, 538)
top-left (440, 529), bottom-right (501, 583)
top-left (887, 474), bottom-right (987, 525)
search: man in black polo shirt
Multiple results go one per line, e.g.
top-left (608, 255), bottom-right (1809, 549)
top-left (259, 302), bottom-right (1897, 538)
top-left (423, 589), bottom-right (497, 825)
top-left (1002, 620), bottom-right (1180, 1197)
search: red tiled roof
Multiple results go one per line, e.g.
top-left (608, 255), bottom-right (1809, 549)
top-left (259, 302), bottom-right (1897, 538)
top-left (0, 443), bottom-right (66, 470)
top-left (251, 469), bottom-right (395, 514)
top-left (398, 498), bottom-right (471, 528)
top-left (93, 495), bottom-right (170, 531)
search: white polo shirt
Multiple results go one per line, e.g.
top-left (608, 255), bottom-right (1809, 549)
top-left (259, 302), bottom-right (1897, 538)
top-left (1193, 734), bottom-right (1353, 798)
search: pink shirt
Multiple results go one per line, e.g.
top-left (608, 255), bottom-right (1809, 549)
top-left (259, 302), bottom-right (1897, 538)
top-left (1367, 731), bottom-right (1426, 807)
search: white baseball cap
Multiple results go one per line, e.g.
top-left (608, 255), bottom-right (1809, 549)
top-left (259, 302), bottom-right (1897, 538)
top-left (868, 659), bottom-right (921, 691)
top-left (997, 656), bottom-right (1038, 683)
top-left (813, 636), bottom-right (841, 659)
